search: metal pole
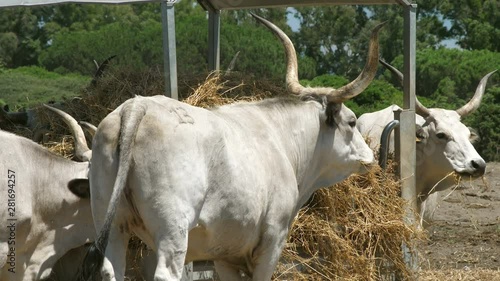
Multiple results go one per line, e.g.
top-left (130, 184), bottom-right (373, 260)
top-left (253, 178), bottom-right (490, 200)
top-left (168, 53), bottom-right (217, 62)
top-left (398, 2), bottom-right (418, 279)
top-left (161, 0), bottom-right (178, 100)
top-left (208, 9), bottom-right (220, 71)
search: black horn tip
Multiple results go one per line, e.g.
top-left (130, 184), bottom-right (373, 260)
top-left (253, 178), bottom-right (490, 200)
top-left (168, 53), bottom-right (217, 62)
top-left (372, 20), bottom-right (388, 33)
top-left (250, 13), bottom-right (267, 24)
top-left (42, 104), bottom-right (59, 112)
top-left (249, 12), bottom-right (259, 19)
top-left (379, 58), bottom-right (392, 67)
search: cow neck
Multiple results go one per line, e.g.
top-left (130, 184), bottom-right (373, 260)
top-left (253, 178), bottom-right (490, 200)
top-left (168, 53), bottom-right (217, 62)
top-left (235, 99), bottom-right (323, 198)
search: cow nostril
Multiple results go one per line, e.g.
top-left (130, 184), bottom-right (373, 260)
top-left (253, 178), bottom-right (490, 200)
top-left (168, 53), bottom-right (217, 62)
top-left (471, 159), bottom-right (486, 173)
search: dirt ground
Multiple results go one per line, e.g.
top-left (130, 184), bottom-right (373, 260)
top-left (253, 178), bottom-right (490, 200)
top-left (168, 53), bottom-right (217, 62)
top-left (418, 162), bottom-right (500, 280)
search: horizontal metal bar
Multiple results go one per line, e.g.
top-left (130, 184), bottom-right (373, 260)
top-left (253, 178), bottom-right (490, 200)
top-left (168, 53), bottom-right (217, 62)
top-left (0, 0), bottom-right (165, 8)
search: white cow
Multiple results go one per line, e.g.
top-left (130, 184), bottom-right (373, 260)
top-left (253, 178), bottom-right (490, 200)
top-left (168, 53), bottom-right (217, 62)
top-left (74, 15), bottom-right (384, 281)
top-left (357, 60), bottom-right (497, 228)
top-left (0, 105), bottom-right (95, 281)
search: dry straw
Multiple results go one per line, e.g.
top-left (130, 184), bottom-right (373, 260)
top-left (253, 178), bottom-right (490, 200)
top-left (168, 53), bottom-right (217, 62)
top-left (20, 68), bottom-right (422, 280)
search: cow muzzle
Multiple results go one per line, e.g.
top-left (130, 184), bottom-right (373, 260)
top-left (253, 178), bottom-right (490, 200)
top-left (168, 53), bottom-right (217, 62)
top-left (359, 159), bottom-right (376, 174)
top-left (457, 158), bottom-right (486, 178)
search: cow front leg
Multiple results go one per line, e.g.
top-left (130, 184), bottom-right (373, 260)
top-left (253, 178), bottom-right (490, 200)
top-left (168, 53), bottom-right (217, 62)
top-left (250, 229), bottom-right (288, 281)
top-left (101, 226), bottom-right (130, 281)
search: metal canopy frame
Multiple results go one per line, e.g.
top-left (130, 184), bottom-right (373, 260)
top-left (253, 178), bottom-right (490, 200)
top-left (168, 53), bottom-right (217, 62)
top-left (0, 0), bottom-right (417, 277)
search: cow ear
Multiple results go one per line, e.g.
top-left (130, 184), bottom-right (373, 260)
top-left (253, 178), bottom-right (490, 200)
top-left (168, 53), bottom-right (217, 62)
top-left (68, 178), bottom-right (90, 198)
top-left (416, 124), bottom-right (427, 143)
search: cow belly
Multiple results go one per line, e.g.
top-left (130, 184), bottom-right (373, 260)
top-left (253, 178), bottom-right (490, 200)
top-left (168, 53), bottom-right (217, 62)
top-left (186, 222), bottom-right (258, 264)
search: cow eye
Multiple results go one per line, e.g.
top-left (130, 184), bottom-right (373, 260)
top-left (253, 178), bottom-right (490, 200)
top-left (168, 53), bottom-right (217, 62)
top-left (348, 120), bottom-right (356, 128)
top-left (436, 132), bottom-right (447, 140)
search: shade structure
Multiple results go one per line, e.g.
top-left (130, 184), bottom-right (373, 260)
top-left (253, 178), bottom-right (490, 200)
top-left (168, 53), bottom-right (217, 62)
top-left (0, 0), bottom-right (417, 278)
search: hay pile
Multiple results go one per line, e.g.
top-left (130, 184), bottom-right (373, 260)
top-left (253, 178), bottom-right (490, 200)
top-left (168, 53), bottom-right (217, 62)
top-left (275, 162), bottom-right (420, 281)
top-left (22, 68), bottom-right (421, 280)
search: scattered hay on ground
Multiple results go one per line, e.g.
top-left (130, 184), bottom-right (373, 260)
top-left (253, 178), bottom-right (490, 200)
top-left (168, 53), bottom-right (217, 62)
top-left (419, 269), bottom-right (500, 281)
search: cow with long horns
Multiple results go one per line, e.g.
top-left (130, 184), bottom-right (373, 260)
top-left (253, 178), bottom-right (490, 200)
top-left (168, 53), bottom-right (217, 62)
top-left (74, 15), bottom-right (385, 281)
top-left (0, 105), bottom-right (94, 281)
top-left (357, 60), bottom-right (497, 228)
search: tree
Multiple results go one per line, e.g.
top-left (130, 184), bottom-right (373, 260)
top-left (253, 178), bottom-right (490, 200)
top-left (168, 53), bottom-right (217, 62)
top-left (464, 86), bottom-right (500, 162)
top-left (387, 49), bottom-right (500, 107)
top-left (300, 74), bottom-right (404, 116)
top-left (291, 5), bottom-right (366, 78)
top-left (0, 7), bottom-right (40, 67)
top-left (439, 0), bottom-right (500, 51)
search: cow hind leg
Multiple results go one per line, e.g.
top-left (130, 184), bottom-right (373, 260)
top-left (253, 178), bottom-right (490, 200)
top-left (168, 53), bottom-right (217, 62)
top-left (152, 226), bottom-right (189, 281)
top-left (101, 226), bottom-right (130, 281)
top-left (214, 261), bottom-right (247, 281)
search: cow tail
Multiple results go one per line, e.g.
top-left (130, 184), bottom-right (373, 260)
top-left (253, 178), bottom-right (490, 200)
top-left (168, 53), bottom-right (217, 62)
top-left (75, 100), bottom-right (146, 281)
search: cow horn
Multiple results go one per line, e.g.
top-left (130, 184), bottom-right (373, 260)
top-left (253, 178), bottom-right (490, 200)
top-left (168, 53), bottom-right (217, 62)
top-left (252, 13), bottom-right (385, 102)
top-left (91, 55), bottom-right (116, 86)
top-left (379, 59), bottom-right (430, 118)
top-left (43, 105), bottom-right (92, 162)
top-left (327, 22), bottom-right (386, 102)
top-left (456, 70), bottom-right (497, 117)
top-left (79, 121), bottom-right (97, 137)
top-left (250, 13), bottom-right (304, 95)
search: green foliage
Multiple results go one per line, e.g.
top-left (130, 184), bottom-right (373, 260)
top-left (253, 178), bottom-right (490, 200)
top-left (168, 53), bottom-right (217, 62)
top-left (388, 49), bottom-right (500, 105)
top-left (300, 74), bottom-right (404, 116)
top-left (292, 6), bottom-right (364, 77)
top-left (176, 12), bottom-right (209, 75)
top-left (38, 18), bottom-right (165, 75)
top-left (36, 4), bottom-right (294, 79)
top-left (301, 74), bottom-right (348, 88)
top-left (0, 66), bottom-right (89, 108)
top-left (464, 86), bottom-right (500, 162)
top-left (0, 7), bottom-right (41, 67)
top-left (349, 79), bottom-right (403, 115)
top-left (439, 0), bottom-right (500, 51)
top-left (221, 21), bottom-right (289, 79)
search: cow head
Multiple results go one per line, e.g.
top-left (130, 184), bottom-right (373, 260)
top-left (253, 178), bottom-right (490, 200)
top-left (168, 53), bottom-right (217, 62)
top-left (253, 14), bottom-right (382, 177)
top-left (380, 60), bottom-right (497, 191)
